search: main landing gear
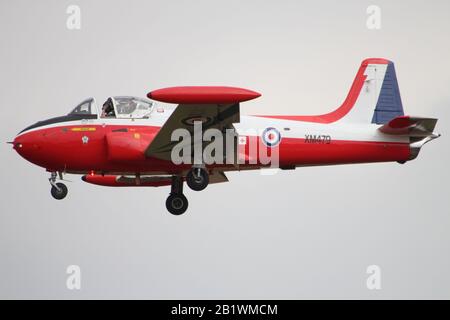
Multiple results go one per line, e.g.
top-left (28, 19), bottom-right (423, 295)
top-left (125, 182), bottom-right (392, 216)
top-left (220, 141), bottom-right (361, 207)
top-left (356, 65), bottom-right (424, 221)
top-left (49, 171), bottom-right (68, 200)
top-left (186, 167), bottom-right (209, 191)
top-left (166, 176), bottom-right (188, 215)
top-left (166, 168), bottom-right (210, 215)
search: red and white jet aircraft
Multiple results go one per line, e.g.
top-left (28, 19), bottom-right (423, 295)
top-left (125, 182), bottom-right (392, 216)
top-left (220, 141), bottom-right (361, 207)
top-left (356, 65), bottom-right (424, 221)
top-left (11, 58), bottom-right (439, 215)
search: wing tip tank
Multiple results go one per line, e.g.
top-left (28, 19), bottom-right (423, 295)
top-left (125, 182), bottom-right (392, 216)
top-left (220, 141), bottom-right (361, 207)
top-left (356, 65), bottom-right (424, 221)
top-left (147, 86), bottom-right (261, 104)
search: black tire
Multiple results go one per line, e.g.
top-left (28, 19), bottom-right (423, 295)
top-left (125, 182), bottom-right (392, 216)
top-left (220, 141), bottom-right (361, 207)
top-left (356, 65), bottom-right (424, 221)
top-left (51, 182), bottom-right (68, 200)
top-left (166, 193), bottom-right (188, 215)
top-left (186, 168), bottom-right (209, 191)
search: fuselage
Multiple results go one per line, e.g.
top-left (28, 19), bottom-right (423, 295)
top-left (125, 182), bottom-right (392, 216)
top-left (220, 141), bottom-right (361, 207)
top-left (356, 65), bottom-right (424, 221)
top-left (13, 108), bottom-right (411, 175)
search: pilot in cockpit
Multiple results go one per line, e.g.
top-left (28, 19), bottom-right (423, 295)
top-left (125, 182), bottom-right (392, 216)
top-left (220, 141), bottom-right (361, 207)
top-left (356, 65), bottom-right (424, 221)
top-left (101, 98), bottom-right (115, 118)
top-left (117, 99), bottom-right (137, 115)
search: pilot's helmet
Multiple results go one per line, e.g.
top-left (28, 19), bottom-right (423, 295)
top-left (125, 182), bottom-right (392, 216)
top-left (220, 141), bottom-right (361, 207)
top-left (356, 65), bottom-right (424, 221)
top-left (103, 98), bottom-right (113, 112)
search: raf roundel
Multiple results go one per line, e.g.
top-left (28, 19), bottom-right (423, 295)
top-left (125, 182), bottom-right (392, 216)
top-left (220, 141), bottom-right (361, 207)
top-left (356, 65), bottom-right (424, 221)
top-left (262, 127), bottom-right (281, 147)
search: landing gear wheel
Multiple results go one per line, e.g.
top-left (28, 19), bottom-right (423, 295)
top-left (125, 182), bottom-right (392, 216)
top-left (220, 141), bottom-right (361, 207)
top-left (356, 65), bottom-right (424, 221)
top-left (166, 193), bottom-right (188, 215)
top-left (51, 182), bottom-right (68, 200)
top-left (186, 168), bottom-right (209, 191)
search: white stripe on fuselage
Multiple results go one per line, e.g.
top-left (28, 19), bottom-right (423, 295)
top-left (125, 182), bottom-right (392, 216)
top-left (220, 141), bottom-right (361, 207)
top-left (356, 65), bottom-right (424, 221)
top-left (17, 111), bottom-right (173, 135)
top-left (18, 109), bottom-right (407, 144)
top-left (236, 115), bottom-right (408, 143)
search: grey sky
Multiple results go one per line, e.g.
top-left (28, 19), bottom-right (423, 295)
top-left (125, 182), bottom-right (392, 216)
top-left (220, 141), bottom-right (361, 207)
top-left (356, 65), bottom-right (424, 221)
top-left (0, 0), bottom-right (449, 299)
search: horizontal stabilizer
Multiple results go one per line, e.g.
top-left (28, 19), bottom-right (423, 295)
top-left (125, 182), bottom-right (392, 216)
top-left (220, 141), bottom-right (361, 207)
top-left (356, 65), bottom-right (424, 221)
top-left (378, 115), bottom-right (438, 137)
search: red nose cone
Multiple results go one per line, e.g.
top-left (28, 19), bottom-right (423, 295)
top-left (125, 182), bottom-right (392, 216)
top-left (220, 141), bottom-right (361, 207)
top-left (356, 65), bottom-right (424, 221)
top-left (147, 86), bottom-right (261, 104)
top-left (13, 134), bottom-right (25, 153)
top-left (11, 137), bottom-right (22, 151)
top-left (12, 130), bottom-right (44, 166)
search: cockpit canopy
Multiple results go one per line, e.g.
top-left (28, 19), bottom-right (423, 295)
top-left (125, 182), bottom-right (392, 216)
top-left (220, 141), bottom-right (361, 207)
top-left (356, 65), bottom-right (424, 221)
top-left (68, 96), bottom-right (154, 119)
top-left (112, 96), bottom-right (154, 118)
top-left (69, 98), bottom-right (97, 116)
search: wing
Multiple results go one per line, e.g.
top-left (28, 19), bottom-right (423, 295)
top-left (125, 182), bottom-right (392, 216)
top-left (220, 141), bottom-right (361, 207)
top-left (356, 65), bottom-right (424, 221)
top-left (118, 172), bottom-right (228, 185)
top-left (145, 86), bottom-right (260, 161)
top-left (145, 103), bottom-right (239, 160)
top-left (209, 170), bottom-right (229, 184)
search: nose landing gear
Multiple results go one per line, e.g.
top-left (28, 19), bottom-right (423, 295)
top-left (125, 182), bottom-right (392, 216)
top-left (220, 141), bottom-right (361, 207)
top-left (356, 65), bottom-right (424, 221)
top-left (166, 176), bottom-right (188, 215)
top-left (49, 171), bottom-right (68, 200)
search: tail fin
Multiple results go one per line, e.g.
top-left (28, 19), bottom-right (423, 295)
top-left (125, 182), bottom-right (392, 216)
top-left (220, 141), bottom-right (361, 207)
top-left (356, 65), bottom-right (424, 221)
top-left (338, 58), bottom-right (405, 124)
top-left (369, 59), bottom-right (405, 124)
top-left (258, 58), bottom-right (405, 124)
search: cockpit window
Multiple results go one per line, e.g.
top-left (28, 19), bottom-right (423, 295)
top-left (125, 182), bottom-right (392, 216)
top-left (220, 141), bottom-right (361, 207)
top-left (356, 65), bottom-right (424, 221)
top-left (69, 98), bottom-right (97, 115)
top-left (70, 96), bottom-right (153, 119)
top-left (112, 96), bottom-right (153, 119)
